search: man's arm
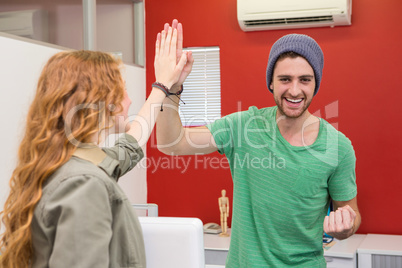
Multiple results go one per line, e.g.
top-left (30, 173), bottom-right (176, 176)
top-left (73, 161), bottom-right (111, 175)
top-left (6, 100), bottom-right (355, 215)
top-left (156, 98), bottom-right (218, 155)
top-left (323, 196), bottom-right (361, 240)
top-left (127, 25), bottom-right (187, 148)
top-left (156, 19), bottom-right (218, 156)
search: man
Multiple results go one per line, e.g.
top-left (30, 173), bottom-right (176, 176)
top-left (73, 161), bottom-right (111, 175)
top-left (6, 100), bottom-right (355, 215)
top-left (156, 20), bottom-right (361, 267)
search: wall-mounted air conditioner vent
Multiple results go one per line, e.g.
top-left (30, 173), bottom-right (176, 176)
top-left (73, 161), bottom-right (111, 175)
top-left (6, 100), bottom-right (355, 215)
top-left (0, 9), bottom-right (48, 42)
top-left (238, 0), bottom-right (352, 32)
top-left (244, 16), bottom-right (334, 27)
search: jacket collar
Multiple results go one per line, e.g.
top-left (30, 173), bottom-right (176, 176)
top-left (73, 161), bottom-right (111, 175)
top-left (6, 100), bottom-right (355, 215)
top-left (73, 146), bottom-right (121, 180)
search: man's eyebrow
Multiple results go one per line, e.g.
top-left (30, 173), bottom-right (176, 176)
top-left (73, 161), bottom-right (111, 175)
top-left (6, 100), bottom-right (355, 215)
top-left (276, 74), bottom-right (314, 78)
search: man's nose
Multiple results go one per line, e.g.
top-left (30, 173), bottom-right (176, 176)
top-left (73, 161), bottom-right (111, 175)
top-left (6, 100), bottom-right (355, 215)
top-left (288, 81), bottom-right (301, 96)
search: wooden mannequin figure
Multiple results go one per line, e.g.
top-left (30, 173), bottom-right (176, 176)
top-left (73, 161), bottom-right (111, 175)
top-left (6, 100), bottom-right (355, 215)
top-left (219, 189), bottom-right (230, 237)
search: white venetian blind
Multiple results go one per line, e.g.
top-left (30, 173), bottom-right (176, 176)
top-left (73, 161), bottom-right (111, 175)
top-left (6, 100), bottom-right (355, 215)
top-left (179, 46), bottom-right (221, 127)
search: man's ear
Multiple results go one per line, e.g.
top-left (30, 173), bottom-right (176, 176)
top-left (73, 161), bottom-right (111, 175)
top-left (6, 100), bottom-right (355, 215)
top-left (269, 84), bottom-right (273, 90)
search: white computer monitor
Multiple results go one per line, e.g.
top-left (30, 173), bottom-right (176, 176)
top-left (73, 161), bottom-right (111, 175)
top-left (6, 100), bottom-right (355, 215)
top-left (138, 217), bottom-right (205, 268)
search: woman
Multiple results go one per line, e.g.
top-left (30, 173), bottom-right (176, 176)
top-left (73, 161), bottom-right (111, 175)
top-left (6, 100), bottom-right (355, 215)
top-left (0, 22), bottom-right (192, 268)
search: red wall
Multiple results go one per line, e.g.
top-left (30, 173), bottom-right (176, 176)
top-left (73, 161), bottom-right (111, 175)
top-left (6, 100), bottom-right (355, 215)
top-left (145, 0), bottom-right (402, 235)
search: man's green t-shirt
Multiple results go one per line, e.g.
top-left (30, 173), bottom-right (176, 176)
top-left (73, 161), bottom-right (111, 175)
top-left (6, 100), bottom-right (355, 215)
top-left (206, 106), bottom-right (357, 267)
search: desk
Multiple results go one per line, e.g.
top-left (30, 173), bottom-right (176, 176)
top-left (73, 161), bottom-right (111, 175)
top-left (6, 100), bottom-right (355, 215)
top-left (204, 229), bottom-right (230, 266)
top-left (324, 234), bottom-right (366, 268)
top-left (357, 234), bottom-right (402, 268)
top-left (204, 231), bottom-right (365, 268)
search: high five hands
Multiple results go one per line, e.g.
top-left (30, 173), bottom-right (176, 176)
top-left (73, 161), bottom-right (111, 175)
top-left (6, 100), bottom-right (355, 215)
top-left (323, 205), bottom-right (357, 240)
top-left (154, 19), bottom-right (194, 93)
top-left (154, 23), bottom-right (188, 90)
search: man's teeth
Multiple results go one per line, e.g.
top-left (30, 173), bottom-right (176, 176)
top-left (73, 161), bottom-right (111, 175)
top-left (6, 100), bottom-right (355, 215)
top-left (286, 98), bottom-right (302, 103)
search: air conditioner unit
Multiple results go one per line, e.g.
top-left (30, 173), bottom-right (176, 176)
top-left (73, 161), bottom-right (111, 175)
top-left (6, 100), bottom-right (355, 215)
top-left (237, 0), bottom-right (352, 32)
top-left (0, 9), bottom-right (48, 42)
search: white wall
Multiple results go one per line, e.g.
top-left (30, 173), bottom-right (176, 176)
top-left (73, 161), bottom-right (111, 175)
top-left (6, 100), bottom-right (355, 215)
top-left (0, 33), bottom-right (147, 225)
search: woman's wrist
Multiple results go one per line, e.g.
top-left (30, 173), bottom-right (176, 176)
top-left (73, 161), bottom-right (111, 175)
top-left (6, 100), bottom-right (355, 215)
top-left (152, 82), bottom-right (183, 96)
top-left (152, 82), bottom-right (171, 96)
top-left (150, 83), bottom-right (183, 111)
top-left (150, 87), bottom-right (167, 97)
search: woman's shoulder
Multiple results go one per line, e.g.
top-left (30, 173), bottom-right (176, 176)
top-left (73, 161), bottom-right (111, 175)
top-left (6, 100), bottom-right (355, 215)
top-left (40, 157), bottom-right (115, 203)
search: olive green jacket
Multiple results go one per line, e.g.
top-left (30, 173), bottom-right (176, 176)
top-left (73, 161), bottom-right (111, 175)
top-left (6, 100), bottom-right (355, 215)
top-left (31, 134), bottom-right (146, 268)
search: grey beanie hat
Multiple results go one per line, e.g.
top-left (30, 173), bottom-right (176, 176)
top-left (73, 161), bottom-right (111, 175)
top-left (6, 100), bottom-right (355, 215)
top-left (266, 34), bottom-right (324, 96)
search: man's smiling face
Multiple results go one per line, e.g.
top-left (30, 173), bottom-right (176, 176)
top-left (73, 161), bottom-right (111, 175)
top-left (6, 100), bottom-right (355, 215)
top-left (270, 56), bottom-right (315, 119)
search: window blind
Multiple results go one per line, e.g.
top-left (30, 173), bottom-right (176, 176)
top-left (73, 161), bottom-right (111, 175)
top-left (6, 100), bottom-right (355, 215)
top-left (179, 46), bottom-right (221, 127)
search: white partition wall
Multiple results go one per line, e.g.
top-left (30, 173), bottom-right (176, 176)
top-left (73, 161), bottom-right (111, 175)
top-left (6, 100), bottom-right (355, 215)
top-left (0, 33), bottom-right (147, 227)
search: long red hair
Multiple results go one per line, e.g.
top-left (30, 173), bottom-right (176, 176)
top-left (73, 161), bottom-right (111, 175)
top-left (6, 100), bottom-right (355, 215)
top-left (0, 50), bottom-right (125, 268)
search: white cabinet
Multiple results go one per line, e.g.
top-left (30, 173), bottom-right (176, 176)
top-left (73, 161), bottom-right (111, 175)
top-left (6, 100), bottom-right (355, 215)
top-left (204, 230), bottom-right (230, 266)
top-left (204, 230), bottom-right (366, 268)
top-left (357, 234), bottom-right (402, 268)
top-left (325, 234), bottom-right (366, 268)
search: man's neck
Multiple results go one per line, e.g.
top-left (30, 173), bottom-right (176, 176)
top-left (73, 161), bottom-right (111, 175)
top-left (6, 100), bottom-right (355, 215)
top-left (275, 109), bottom-right (320, 146)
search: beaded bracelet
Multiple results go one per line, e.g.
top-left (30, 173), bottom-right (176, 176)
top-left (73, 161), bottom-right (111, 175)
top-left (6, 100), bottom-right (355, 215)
top-left (152, 82), bottom-right (170, 96)
top-left (170, 84), bottom-right (183, 96)
top-left (152, 82), bottom-right (185, 111)
top-left (152, 82), bottom-right (184, 96)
